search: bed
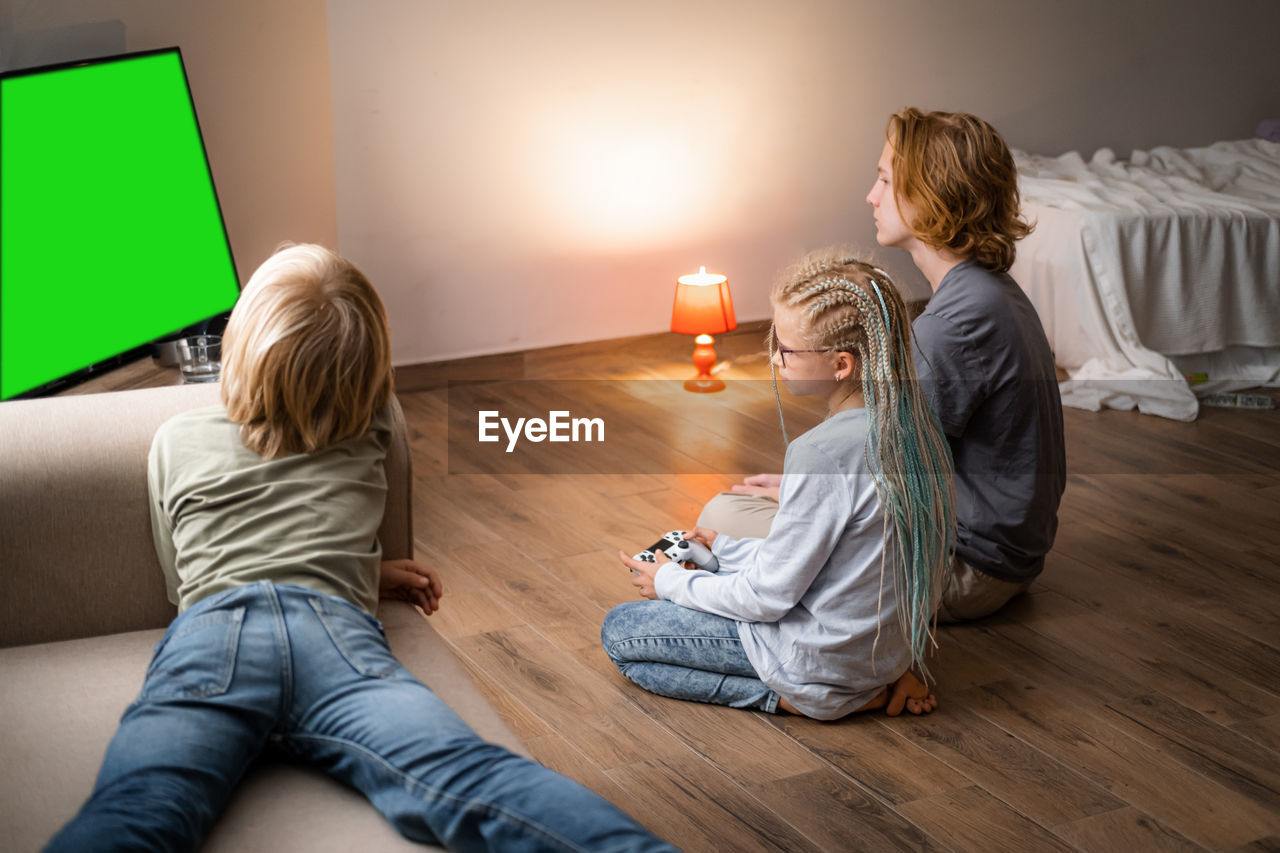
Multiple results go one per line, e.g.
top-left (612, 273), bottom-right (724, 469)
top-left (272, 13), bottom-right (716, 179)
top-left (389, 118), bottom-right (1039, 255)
top-left (1008, 137), bottom-right (1280, 420)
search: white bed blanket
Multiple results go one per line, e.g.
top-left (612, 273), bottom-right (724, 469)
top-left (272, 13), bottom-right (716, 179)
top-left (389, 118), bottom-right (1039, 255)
top-left (1010, 139), bottom-right (1280, 420)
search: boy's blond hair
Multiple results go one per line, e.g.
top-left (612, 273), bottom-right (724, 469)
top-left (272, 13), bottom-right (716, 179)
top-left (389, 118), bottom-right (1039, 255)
top-left (220, 243), bottom-right (392, 459)
top-left (886, 108), bottom-right (1033, 272)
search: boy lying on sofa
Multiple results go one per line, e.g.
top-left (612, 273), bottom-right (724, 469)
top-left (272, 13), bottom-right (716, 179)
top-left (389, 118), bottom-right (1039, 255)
top-left (45, 244), bottom-right (672, 853)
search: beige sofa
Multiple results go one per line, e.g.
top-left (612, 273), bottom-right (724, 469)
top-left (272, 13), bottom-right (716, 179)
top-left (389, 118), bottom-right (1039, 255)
top-left (0, 383), bottom-right (524, 852)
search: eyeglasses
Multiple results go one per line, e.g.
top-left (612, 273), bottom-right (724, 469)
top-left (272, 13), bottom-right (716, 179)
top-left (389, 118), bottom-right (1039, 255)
top-left (768, 325), bottom-right (831, 368)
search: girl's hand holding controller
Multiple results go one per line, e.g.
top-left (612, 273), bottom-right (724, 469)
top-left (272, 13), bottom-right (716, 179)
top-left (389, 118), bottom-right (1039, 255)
top-left (617, 548), bottom-right (665, 599)
top-left (617, 527), bottom-right (720, 599)
top-left (683, 526), bottom-right (718, 550)
top-left (680, 527), bottom-right (720, 568)
top-left (641, 530), bottom-right (719, 572)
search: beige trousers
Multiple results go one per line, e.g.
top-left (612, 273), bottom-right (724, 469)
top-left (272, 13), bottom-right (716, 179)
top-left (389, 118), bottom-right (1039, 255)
top-left (934, 557), bottom-right (1031, 623)
top-left (695, 492), bottom-right (779, 541)
top-left (696, 492), bottom-right (1030, 623)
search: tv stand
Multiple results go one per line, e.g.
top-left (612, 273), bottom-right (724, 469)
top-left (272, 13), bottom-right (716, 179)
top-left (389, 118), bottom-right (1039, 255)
top-left (56, 358), bottom-right (181, 397)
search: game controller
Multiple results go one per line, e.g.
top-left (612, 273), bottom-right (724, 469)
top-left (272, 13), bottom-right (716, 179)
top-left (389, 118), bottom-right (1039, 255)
top-left (632, 530), bottom-right (719, 573)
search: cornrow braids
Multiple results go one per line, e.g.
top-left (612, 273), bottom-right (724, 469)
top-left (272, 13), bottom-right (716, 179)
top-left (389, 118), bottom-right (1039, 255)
top-left (770, 249), bottom-right (956, 682)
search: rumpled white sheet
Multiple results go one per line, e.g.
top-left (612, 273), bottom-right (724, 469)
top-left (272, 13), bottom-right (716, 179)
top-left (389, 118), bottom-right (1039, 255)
top-left (1010, 139), bottom-right (1280, 420)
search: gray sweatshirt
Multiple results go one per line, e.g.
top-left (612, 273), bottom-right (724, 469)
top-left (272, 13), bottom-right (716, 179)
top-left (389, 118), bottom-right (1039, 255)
top-left (655, 408), bottom-right (910, 719)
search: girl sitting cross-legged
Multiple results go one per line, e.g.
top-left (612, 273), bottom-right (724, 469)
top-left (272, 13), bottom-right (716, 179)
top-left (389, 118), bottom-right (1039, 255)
top-left (605, 249), bottom-right (956, 720)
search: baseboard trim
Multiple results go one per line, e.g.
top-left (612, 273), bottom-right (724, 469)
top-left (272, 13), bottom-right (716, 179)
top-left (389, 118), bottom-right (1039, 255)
top-left (393, 319), bottom-right (773, 390)
top-left (390, 297), bottom-right (937, 391)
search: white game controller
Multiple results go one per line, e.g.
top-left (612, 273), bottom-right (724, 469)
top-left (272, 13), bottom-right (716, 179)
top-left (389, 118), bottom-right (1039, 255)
top-left (632, 530), bottom-right (719, 573)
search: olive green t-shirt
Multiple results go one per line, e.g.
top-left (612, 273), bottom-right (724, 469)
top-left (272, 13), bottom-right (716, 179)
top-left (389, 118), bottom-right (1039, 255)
top-left (147, 404), bottom-right (391, 614)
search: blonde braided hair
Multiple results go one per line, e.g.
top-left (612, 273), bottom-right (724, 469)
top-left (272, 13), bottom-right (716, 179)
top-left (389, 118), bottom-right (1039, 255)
top-left (770, 249), bottom-right (956, 681)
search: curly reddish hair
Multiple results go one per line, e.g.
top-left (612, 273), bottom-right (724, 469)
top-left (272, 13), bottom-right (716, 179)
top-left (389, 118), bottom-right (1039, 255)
top-left (886, 108), bottom-right (1033, 272)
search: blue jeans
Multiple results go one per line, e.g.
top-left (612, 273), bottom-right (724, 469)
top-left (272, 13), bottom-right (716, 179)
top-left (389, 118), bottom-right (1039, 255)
top-left (601, 600), bottom-right (779, 714)
top-left (46, 583), bottom-right (673, 853)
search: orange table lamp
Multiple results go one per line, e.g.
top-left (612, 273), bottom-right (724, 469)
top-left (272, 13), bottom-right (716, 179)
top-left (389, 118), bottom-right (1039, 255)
top-left (671, 266), bottom-right (736, 392)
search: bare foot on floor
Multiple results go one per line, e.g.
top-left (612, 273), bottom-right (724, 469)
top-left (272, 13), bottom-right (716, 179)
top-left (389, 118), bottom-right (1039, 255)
top-left (780, 672), bottom-right (938, 717)
top-left (884, 670), bottom-right (937, 716)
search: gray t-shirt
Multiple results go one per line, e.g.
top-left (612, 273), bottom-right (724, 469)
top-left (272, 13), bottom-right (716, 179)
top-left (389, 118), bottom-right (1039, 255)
top-left (655, 408), bottom-right (911, 720)
top-left (147, 404), bottom-right (392, 614)
top-left (912, 261), bottom-right (1065, 582)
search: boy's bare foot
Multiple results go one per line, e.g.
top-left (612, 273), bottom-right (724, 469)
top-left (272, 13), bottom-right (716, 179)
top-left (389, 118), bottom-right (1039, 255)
top-left (885, 670), bottom-right (937, 716)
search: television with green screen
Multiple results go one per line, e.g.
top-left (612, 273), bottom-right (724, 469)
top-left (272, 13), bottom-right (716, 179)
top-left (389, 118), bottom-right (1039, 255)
top-left (0, 47), bottom-right (239, 400)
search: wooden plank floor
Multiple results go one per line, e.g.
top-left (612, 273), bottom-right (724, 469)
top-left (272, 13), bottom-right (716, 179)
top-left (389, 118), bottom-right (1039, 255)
top-left (403, 326), bottom-right (1280, 852)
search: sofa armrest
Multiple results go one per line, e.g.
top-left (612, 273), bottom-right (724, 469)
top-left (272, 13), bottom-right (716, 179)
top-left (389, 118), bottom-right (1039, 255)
top-left (381, 391), bottom-right (413, 562)
top-left (0, 385), bottom-right (413, 648)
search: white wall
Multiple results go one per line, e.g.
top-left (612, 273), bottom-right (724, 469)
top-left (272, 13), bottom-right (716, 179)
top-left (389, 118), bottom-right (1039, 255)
top-left (1, 0), bottom-right (337, 282)
top-left (327, 0), bottom-right (1280, 366)
top-left (7, 2), bottom-right (1277, 366)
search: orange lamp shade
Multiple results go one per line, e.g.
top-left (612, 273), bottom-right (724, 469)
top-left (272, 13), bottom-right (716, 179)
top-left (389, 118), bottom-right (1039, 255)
top-left (671, 267), bottom-right (736, 335)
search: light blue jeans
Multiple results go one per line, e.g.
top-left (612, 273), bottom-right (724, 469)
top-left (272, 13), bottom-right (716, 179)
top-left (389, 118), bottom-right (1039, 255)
top-left (46, 583), bottom-right (674, 853)
top-left (601, 600), bottom-right (779, 714)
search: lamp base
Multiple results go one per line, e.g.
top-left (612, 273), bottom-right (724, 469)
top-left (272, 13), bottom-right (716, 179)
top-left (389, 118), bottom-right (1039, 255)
top-left (684, 377), bottom-right (726, 393)
top-left (684, 334), bottom-right (726, 393)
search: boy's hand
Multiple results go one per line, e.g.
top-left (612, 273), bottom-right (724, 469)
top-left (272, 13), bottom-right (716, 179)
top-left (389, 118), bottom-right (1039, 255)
top-left (380, 559), bottom-right (443, 615)
top-left (731, 473), bottom-right (781, 501)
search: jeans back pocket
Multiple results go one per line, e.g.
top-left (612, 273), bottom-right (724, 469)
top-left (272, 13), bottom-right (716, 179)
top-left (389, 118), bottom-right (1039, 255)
top-left (308, 596), bottom-right (399, 679)
top-left (142, 606), bottom-right (246, 701)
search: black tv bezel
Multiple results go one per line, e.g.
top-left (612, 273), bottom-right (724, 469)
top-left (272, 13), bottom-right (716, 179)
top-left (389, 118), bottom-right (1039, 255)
top-left (0, 45), bottom-right (240, 401)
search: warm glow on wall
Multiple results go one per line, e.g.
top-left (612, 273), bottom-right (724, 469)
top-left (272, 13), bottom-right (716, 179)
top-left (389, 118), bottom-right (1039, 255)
top-left (328, 0), bottom-right (825, 361)
top-left (518, 103), bottom-right (734, 252)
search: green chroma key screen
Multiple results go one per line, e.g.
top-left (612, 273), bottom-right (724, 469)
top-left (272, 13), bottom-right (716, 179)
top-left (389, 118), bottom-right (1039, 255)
top-left (0, 48), bottom-right (240, 400)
